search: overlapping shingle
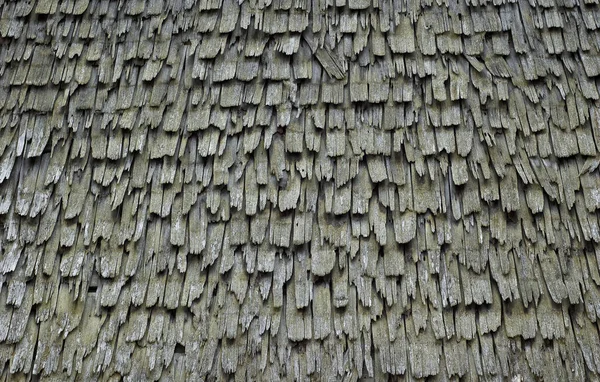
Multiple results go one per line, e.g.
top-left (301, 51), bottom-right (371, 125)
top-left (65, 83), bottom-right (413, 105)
top-left (1, 0), bottom-right (600, 380)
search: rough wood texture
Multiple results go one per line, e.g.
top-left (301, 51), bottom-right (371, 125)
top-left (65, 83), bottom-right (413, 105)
top-left (0, 0), bottom-right (599, 380)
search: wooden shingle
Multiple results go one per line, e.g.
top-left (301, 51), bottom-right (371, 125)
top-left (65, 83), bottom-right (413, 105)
top-left (0, 0), bottom-right (599, 380)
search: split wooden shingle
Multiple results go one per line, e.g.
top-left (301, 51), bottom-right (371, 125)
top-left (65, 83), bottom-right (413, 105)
top-left (0, 0), bottom-right (600, 380)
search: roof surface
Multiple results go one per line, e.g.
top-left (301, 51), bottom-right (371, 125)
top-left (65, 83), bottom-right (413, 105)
top-left (1, 0), bottom-right (600, 380)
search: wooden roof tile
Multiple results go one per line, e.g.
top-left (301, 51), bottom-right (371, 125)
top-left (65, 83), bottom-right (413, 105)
top-left (1, 0), bottom-right (600, 379)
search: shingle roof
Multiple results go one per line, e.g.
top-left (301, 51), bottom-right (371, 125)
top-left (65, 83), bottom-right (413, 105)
top-left (0, 0), bottom-right (600, 380)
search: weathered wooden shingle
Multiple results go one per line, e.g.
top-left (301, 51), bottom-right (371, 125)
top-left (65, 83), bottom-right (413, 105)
top-left (1, 0), bottom-right (600, 380)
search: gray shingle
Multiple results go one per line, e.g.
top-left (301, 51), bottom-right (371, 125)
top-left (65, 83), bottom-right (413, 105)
top-left (1, 1), bottom-right (600, 380)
